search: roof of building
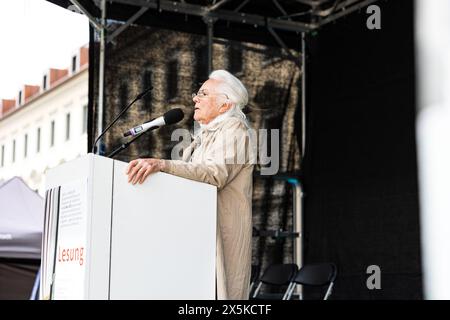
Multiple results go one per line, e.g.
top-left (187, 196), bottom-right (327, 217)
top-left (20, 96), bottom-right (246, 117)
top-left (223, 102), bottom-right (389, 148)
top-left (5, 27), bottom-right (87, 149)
top-left (0, 45), bottom-right (89, 122)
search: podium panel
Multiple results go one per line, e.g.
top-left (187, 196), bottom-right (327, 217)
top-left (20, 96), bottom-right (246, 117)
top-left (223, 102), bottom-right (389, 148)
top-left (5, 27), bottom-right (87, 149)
top-left (110, 161), bottom-right (216, 299)
top-left (42, 154), bottom-right (216, 299)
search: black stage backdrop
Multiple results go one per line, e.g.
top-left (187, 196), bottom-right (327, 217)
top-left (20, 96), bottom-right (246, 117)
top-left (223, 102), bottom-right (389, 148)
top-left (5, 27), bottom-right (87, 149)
top-left (302, 0), bottom-right (421, 299)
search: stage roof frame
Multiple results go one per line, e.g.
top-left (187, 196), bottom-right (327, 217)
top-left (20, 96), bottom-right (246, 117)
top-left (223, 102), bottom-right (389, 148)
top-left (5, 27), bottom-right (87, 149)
top-left (48, 0), bottom-right (380, 50)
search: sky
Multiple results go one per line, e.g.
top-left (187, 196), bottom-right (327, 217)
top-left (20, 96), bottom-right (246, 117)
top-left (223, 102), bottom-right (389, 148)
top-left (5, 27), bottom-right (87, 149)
top-left (0, 0), bottom-right (89, 99)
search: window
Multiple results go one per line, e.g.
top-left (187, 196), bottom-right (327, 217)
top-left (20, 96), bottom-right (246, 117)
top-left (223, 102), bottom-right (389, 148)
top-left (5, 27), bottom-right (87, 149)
top-left (167, 60), bottom-right (178, 100)
top-left (195, 46), bottom-right (208, 88)
top-left (37, 127), bottom-right (41, 153)
top-left (43, 75), bottom-right (47, 90)
top-left (66, 113), bottom-right (70, 140)
top-left (24, 134), bottom-right (28, 158)
top-left (72, 55), bottom-right (77, 73)
top-left (1, 145), bottom-right (4, 167)
top-left (12, 140), bottom-right (16, 163)
top-left (142, 70), bottom-right (153, 110)
top-left (18, 91), bottom-right (22, 105)
top-left (119, 84), bottom-right (129, 120)
top-left (228, 45), bottom-right (243, 74)
top-left (82, 105), bottom-right (88, 134)
top-left (50, 120), bottom-right (55, 147)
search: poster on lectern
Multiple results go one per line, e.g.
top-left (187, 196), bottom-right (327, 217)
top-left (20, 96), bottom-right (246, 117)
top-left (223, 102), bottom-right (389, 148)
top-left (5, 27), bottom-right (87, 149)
top-left (51, 179), bottom-right (88, 299)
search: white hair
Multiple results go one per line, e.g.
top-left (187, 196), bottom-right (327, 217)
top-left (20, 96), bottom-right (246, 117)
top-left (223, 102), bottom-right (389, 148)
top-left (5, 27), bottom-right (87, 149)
top-left (209, 70), bottom-right (249, 122)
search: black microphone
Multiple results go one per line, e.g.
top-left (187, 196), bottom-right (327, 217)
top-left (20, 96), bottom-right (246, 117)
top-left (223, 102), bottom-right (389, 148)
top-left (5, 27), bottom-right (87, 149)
top-left (91, 86), bottom-right (153, 154)
top-left (123, 108), bottom-right (184, 137)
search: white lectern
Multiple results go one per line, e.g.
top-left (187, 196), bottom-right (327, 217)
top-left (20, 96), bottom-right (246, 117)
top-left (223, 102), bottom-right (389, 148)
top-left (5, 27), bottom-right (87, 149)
top-left (40, 153), bottom-right (216, 300)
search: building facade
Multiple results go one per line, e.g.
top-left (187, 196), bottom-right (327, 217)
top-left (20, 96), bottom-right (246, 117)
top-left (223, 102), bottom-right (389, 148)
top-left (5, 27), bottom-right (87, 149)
top-left (0, 45), bottom-right (88, 195)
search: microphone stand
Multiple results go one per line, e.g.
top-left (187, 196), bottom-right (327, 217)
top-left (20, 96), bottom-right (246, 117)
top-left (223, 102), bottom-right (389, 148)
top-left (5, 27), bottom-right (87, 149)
top-left (91, 86), bottom-right (153, 154)
top-left (107, 126), bottom-right (160, 158)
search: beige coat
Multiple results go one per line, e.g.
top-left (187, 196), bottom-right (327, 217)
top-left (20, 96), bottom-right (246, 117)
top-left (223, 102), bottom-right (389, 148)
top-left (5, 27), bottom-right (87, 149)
top-left (162, 116), bottom-right (254, 300)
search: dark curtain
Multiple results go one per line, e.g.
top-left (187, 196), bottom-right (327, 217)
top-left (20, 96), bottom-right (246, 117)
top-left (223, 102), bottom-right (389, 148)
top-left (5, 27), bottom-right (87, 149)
top-left (302, 0), bottom-right (421, 299)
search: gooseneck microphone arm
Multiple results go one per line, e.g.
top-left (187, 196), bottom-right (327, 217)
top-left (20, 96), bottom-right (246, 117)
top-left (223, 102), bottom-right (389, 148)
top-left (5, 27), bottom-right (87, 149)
top-left (107, 127), bottom-right (156, 158)
top-left (91, 86), bottom-right (153, 154)
top-left (107, 108), bottom-right (184, 158)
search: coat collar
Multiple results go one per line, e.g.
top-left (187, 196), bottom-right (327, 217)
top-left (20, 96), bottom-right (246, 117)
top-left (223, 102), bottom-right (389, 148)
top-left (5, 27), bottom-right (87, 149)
top-left (199, 112), bottom-right (232, 132)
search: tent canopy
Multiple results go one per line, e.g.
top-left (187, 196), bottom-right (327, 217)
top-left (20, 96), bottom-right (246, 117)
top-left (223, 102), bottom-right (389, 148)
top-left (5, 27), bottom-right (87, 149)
top-left (0, 177), bottom-right (43, 260)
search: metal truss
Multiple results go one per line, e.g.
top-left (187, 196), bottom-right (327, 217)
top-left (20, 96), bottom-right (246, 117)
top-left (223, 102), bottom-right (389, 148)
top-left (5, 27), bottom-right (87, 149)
top-left (104, 0), bottom-right (380, 32)
top-left (68, 0), bottom-right (380, 59)
top-left (67, 0), bottom-right (381, 43)
top-left (68, 0), bottom-right (103, 31)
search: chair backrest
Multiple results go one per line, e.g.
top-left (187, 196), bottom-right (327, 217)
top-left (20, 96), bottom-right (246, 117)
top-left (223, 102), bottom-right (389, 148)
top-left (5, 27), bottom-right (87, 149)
top-left (260, 263), bottom-right (299, 286)
top-left (283, 263), bottom-right (337, 300)
top-left (294, 263), bottom-right (337, 286)
top-left (252, 263), bottom-right (299, 299)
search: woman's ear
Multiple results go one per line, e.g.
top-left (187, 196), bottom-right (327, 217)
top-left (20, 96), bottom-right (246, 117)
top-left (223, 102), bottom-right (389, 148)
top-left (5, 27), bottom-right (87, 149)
top-left (219, 102), bottom-right (232, 114)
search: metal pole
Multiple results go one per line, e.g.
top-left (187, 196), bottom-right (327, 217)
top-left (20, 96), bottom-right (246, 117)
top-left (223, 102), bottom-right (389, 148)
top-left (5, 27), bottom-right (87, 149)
top-left (301, 32), bottom-right (306, 157)
top-left (107, 7), bottom-right (149, 44)
top-left (292, 180), bottom-right (303, 298)
top-left (97, 0), bottom-right (106, 154)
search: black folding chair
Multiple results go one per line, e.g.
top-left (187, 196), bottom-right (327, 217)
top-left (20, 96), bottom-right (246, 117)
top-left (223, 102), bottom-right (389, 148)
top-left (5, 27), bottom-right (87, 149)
top-left (284, 263), bottom-right (337, 300)
top-left (252, 263), bottom-right (298, 299)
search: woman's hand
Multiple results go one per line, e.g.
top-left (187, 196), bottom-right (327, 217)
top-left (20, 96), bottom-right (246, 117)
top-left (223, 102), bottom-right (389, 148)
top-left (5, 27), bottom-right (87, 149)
top-left (126, 158), bottom-right (165, 185)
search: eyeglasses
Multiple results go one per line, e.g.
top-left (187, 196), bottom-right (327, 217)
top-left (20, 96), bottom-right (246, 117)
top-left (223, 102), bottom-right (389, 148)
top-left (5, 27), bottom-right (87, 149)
top-left (192, 90), bottom-right (229, 99)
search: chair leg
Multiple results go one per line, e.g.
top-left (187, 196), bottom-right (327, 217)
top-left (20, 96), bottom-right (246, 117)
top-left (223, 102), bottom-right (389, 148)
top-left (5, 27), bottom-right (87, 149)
top-left (252, 282), bottom-right (262, 298)
top-left (324, 282), bottom-right (334, 300)
top-left (286, 283), bottom-right (297, 300)
top-left (282, 282), bottom-right (294, 300)
top-left (290, 284), bottom-right (298, 300)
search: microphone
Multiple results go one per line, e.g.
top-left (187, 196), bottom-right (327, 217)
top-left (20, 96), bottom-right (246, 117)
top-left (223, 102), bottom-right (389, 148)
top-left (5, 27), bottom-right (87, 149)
top-left (91, 86), bottom-right (153, 154)
top-left (123, 108), bottom-right (184, 137)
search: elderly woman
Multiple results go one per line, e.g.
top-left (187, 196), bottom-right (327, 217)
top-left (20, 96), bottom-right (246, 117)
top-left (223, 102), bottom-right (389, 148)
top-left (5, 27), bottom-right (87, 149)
top-left (126, 70), bottom-right (254, 300)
